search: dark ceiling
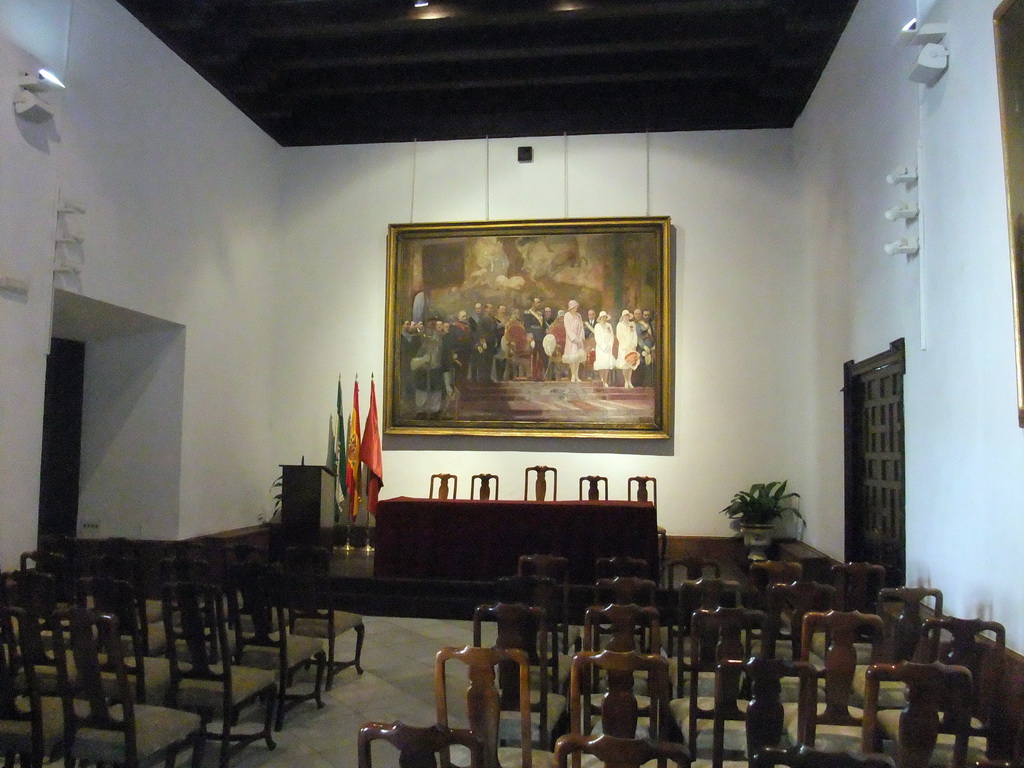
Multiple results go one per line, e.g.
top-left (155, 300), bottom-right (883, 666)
top-left (113, 0), bottom-right (859, 147)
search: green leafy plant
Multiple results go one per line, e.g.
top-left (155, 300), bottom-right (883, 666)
top-left (720, 481), bottom-right (803, 527)
top-left (267, 475), bottom-right (282, 521)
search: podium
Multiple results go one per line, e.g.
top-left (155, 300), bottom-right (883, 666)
top-left (275, 464), bottom-right (335, 555)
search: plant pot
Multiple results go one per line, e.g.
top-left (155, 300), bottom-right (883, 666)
top-left (740, 523), bottom-right (775, 561)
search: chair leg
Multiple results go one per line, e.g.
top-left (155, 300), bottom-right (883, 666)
top-left (275, 674), bottom-right (287, 732)
top-left (262, 687), bottom-right (278, 750)
top-left (190, 730), bottom-right (205, 768)
top-left (219, 718), bottom-right (231, 768)
top-left (313, 650), bottom-right (326, 708)
top-left (352, 622), bottom-right (365, 674)
top-left (325, 634), bottom-right (337, 691)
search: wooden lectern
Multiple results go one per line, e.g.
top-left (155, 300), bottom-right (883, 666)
top-left (276, 464), bottom-right (335, 554)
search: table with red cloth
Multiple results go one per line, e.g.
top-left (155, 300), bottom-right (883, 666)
top-left (373, 496), bottom-right (659, 584)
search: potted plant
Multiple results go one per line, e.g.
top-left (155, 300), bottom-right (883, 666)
top-left (720, 481), bottom-right (803, 560)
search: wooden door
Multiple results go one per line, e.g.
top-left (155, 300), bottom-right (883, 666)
top-left (843, 339), bottom-right (905, 586)
top-left (38, 338), bottom-right (84, 543)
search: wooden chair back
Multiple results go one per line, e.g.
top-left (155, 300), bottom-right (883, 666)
top-left (829, 562), bottom-right (886, 612)
top-left (662, 556), bottom-right (721, 588)
top-left (671, 576), bottom-right (742, 671)
top-left (435, 645), bottom-right (538, 768)
top-left (0, 604), bottom-right (49, 768)
top-left (752, 745), bottom-right (895, 768)
top-left (747, 561), bottom-right (804, 610)
top-left (524, 466), bottom-right (557, 500)
top-left (358, 720), bottom-right (483, 768)
top-left (584, 603), bottom-right (662, 655)
top-left (922, 615), bottom-right (1004, 742)
top-left (162, 579), bottom-right (277, 765)
top-left (686, 606), bottom-right (765, 748)
top-left (158, 551), bottom-right (212, 586)
top-left (594, 576), bottom-right (657, 607)
top-left (471, 473), bottom-right (499, 500)
top-left (567, 649), bottom-right (675, 742)
top-left (52, 607), bottom-right (204, 768)
top-left (75, 575), bottom-right (150, 703)
top-left (3, 569), bottom-right (60, 616)
top-left (578, 475), bottom-right (608, 501)
top-left (429, 473), bottom-right (458, 500)
top-left (594, 556), bottom-right (650, 579)
top-left (797, 610), bottom-right (885, 746)
top-left (20, 549), bottom-right (75, 605)
top-left (627, 476), bottom-right (657, 506)
top-left (472, 602), bottom-right (557, 748)
top-left (877, 586), bottom-right (942, 662)
top-left (738, 657), bottom-right (817, 766)
top-left (516, 555), bottom-right (574, 655)
top-left (554, 732), bottom-right (689, 768)
top-left (763, 581), bottom-right (836, 660)
top-left (493, 576), bottom-right (563, 662)
top-left (861, 661), bottom-right (973, 768)
top-left (517, 554), bottom-right (569, 581)
top-left (51, 609), bottom-right (138, 760)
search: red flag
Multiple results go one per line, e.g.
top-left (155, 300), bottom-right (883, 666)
top-left (360, 377), bottom-right (384, 515)
top-left (345, 378), bottom-right (361, 520)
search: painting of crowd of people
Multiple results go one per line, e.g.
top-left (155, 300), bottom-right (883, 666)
top-left (384, 218), bottom-right (672, 437)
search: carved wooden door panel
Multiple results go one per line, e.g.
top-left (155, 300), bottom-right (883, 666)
top-left (843, 339), bottom-right (906, 587)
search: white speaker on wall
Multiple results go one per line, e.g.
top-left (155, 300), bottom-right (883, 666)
top-left (909, 43), bottom-right (949, 85)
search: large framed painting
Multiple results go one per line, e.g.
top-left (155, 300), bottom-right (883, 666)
top-left (996, 0), bottom-right (1024, 426)
top-left (383, 217), bottom-right (673, 438)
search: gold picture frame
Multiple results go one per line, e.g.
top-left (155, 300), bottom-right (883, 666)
top-left (383, 217), bottom-right (673, 438)
top-left (996, 0), bottom-right (1024, 426)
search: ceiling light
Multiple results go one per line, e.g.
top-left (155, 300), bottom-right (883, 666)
top-left (414, 1), bottom-right (429, 6)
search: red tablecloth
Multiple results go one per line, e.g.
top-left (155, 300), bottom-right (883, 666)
top-left (373, 496), bottom-right (658, 583)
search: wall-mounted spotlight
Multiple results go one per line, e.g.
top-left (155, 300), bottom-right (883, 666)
top-left (21, 69), bottom-right (65, 92)
top-left (13, 68), bottom-right (65, 122)
top-left (896, 18), bottom-right (949, 46)
top-left (884, 237), bottom-right (920, 256)
top-left (884, 202), bottom-right (920, 221)
top-left (886, 165), bottom-right (918, 185)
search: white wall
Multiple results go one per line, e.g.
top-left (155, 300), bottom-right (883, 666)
top-left (795, 0), bottom-right (1024, 649)
top-left (1, 0), bottom-right (73, 565)
top-left (0, 0), bottom-right (282, 562)
top-left (276, 130), bottom-right (813, 540)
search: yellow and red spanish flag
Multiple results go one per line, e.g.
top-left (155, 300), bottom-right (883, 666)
top-left (360, 376), bottom-right (384, 515)
top-left (345, 377), bottom-right (361, 520)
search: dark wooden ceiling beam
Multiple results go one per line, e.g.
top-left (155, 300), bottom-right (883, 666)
top-left (246, 0), bottom-right (776, 40)
top-left (280, 67), bottom-right (768, 99)
top-left (272, 36), bottom-right (768, 72)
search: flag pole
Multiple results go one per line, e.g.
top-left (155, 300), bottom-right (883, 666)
top-left (336, 374), bottom-right (354, 552)
top-left (362, 373), bottom-right (378, 554)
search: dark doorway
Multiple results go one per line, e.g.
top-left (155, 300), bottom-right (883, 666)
top-left (843, 339), bottom-right (906, 586)
top-left (38, 337), bottom-right (84, 543)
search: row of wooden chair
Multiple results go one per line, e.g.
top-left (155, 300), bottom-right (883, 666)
top-left (493, 552), bottom-right (1005, 767)
top-left (2, 542), bottom-right (366, 768)
top-left (360, 595), bottom-right (942, 767)
top-left (429, 467), bottom-right (658, 504)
